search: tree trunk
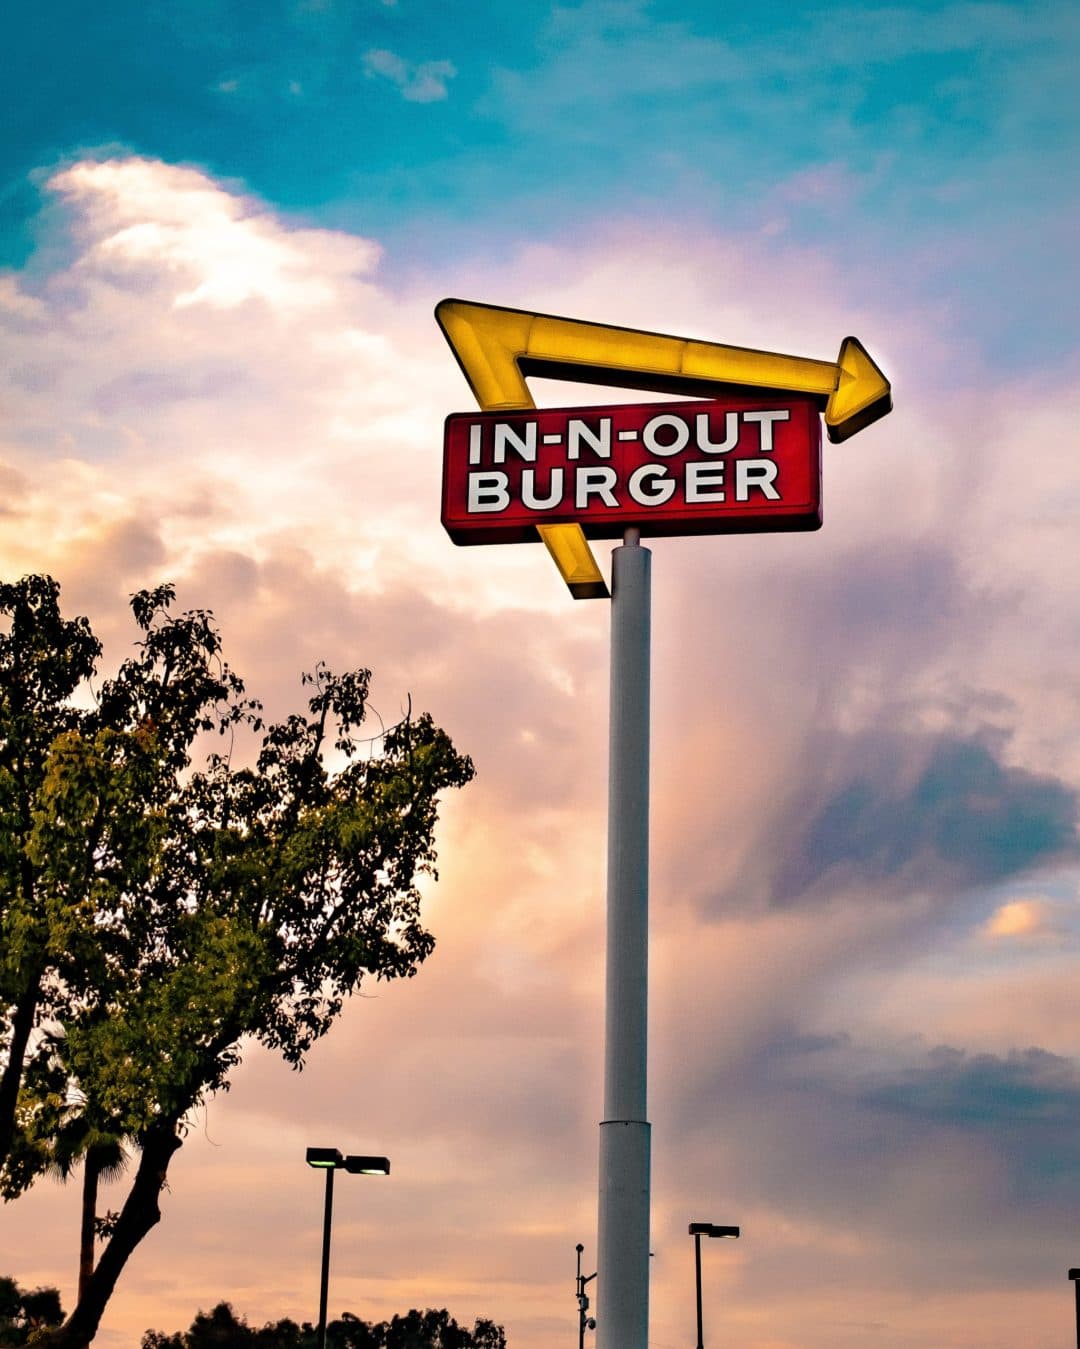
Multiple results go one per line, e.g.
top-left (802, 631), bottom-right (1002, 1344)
top-left (41, 1122), bottom-right (182, 1349)
top-left (0, 977), bottom-right (39, 1169)
top-left (78, 1149), bottom-right (100, 1304)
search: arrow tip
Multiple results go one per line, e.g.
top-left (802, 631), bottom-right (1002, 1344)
top-left (826, 337), bottom-right (892, 442)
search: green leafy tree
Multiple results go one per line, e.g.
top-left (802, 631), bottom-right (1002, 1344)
top-left (0, 577), bottom-right (474, 1349)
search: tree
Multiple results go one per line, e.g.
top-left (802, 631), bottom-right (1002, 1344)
top-left (380, 1308), bottom-right (506, 1349)
top-left (0, 577), bottom-right (474, 1348)
top-left (38, 1106), bottom-right (132, 1307)
top-left (139, 1303), bottom-right (506, 1349)
top-left (0, 1275), bottom-right (64, 1345)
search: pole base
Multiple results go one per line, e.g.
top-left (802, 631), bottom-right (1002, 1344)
top-left (596, 1119), bottom-right (651, 1349)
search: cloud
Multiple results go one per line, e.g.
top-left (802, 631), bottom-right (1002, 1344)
top-left (770, 730), bottom-right (1079, 908)
top-left (0, 156), bottom-right (506, 626)
top-left (50, 158), bottom-right (381, 311)
top-left (861, 1042), bottom-right (1080, 1134)
top-left (984, 896), bottom-right (1069, 942)
top-left (665, 1018), bottom-right (1080, 1294)
top-left (362, 48), bottom-right (456, 102)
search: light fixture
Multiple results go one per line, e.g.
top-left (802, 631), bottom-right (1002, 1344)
top-left (343, 1154), bottom-right (390, 1175)
top-left (305, 1146), bottom-right (389, 1349)
top-left (305, 1147), bottom-right (342, 1169)
top-left (689, 1220), bottom-right (740, 1349)
top-left (688, 1222), bottom-right (739, 1239)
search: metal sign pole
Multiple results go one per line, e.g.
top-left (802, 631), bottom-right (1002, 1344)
top-left (596, 527), bottom-right (651, 1349)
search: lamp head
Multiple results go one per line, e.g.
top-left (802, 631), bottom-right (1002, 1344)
top-left (689, 1222), bottom-right (740, 1239)
top-left (343, 1154), bottom-right (390, 1175)
top-left (306, 1147), bottom-right (343, 1169)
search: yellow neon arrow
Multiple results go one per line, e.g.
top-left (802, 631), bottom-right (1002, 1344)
top-left (436, 298), bottom-right (892, 442)
top-left (435, 299), bottom-right (892, 599)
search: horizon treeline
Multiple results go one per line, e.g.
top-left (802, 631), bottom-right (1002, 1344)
top-left (140, 1300), bottom-right (507, 1348)
top-left (0, 1279), bottom-right (507, 1349)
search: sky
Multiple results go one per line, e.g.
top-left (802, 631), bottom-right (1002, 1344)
top-left (1, 1), bottom-right (1080, 1345)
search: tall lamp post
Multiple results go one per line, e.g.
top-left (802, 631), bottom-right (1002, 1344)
top-left (1069, 1268), bottom-right (1080, 1349)
top-left (688, 1222), bottom-right (740, 1349)
top-left (305, 1147), bottom-right (390, 1349)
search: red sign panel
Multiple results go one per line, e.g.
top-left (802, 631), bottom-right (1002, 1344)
top-left (441, 395), bottom-right (822, 545)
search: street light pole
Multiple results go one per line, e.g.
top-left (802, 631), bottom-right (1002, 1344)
top-left (305, 1147), bottom-right (390, 1349)
top-left (688, 1223), bottom-right (740, 1349)
top-left (1069, 1268), bottom-right (1080, 1349)
top-left (317, 1163), bottom-right (335, 1349)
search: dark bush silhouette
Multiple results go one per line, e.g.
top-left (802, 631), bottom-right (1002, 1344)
top-left (140, 1301), bottom-right (506, 1348)
top-left (0, 1275), bottom-right (64, 1345)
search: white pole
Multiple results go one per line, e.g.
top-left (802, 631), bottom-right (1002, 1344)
top-left (596, 528), bottom-right (651, 1349)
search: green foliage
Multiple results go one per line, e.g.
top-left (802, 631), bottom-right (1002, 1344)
top-left (0, 1275), bottom-right (64, 1345)
top-left (0, 576), bottom-right (474, 1344)
top-left (139, 1302), bottom-right (506, 1349)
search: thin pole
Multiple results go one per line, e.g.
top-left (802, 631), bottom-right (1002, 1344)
top-left (577, 1241), bottom-right (597, 1348)
top-left (317, 1165), bottom-right (335, 1349)
top-left (1074, 1275), bottom-right (1080, 1349)
top-left (596, 530), bottom-right (651, 1349)
top-left (694, 1232), bottom-right (704, 1349)
top-left (577, 1244), bottom-right (586, 1349)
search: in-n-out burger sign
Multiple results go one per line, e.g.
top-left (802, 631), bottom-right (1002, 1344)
top-left (442, 395), bottom-right (821, 544)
